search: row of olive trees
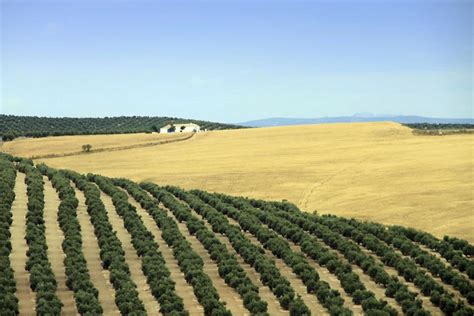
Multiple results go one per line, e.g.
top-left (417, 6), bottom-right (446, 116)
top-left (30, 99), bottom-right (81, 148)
top-left (249, 197), bottom-right (474, 316)
top-left (160, 184), bottom-right (352, 315)
top-left (324, 214), bottom-right (474, 302)
top-left (38, 165), bottom-right (103, 314)
top-left (62, 170), bottom-right (147, 315)
top-left (292, 213), bottom-right (474, 308)
top-left (191, 189), bottom-right (402, 316)
top-left (17, 161), bottom-right (63, 315)
top-left (388, 226), bottom-right (474, 278)
top-left (205, 191), bottom-right (414, 316)
top-left (129, 180), bottom-right (271, 315)
top-left (114, 179), bottom-right (232, 315)
top-left (0, 157), bottom-right (19, 314)
top-left (89, 175), bottom-right (188, 315)
top-left (151, 184), bottom-right (307, 314)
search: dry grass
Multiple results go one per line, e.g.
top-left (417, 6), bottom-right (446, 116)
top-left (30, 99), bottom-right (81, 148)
top-left (22, 122), bottom-right (474, 242)
top-left (1, 132), bottom-right (185, 158)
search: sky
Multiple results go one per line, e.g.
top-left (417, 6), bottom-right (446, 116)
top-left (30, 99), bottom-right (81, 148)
top-left (1, 0), bottom-right (472, 123)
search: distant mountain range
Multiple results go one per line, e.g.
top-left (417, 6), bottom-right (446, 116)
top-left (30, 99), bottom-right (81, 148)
top-left (239, 115), bottom-right (474, 127)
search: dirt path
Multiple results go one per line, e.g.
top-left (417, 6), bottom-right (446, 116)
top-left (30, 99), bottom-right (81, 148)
top-left (123, 191), bottom-right (204, 315)
top-left (183, 206), bottom-right (288, 316)
top-left (10, 172), bottom-right (36, 316)
top-left (74, 185), bottom-right (120, 315)
top-left (43, 177), bottom-right (79, 315)
top-left (159, 203), bottom-right (249, 316)
top-left (219, 215), bottom-right (328, 315)
top-left (99, 192), bottom-right (161, 315)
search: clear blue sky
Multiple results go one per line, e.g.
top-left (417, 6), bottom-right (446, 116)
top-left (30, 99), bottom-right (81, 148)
top-left (1, 0), bottom-right (472, 123)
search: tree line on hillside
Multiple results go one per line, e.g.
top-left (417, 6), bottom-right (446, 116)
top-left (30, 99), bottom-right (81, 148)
top-left (62, 170), bottom-right (147, 315)
top-left (214, 192), bottom-right (416, 314)
top-left (17, 160), bottom-right (64, 314)
top-left (0, 115), bottom-right (245, 141)
top-left (0, 157), bottom-right (19, 314)
top-left (88, 175), bottom-right (189, 315)
top-left (113, 179), bottom-right (232, 315)
top-left (192, 189), bottom-right (408, 316)
top-left (405, 123), bottom-right (474, 135)
top-left (37, 165), bottom-right (103, 314)
top-left (404, 124), bottom-right (474, 130)
top-left (1, 151), bottom-right (474, 316)
top-left (145, 183), bottom-right (312, 315)
top-left (251, 198), bottom-right (474, 316)
top-left (113, 178), bottom-right (272, 315)
top-left (330, 217), bottom-right (474, 292)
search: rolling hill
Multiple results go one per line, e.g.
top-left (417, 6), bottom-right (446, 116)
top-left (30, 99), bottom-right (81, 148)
top-left (11, 121), bottom-right (472, 242)
top-left (1, 153), bottom-right (473, 315)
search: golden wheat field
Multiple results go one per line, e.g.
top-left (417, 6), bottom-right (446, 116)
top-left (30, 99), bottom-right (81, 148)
top-left (4, 122), bottom-right (472, 242)
top-left (1, 132), bottom-right (186, 158)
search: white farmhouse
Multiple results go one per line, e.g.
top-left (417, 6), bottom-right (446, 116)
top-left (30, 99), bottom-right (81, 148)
top-left (159, 123), bottom-right (201, 134)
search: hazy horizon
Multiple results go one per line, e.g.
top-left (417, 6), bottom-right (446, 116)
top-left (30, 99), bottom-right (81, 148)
top-left (1, 0), bottom-right (472, 122)
top-left (1, 112), bottom-right (474, 126)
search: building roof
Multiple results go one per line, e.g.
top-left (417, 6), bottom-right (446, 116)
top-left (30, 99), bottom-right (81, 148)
top-left (160, 123), bottom-right (200, 129)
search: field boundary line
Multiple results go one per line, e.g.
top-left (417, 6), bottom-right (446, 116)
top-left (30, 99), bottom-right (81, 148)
top-left (31, 132), bottom-right (195, 159)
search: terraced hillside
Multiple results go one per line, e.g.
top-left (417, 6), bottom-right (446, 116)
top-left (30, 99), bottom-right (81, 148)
top-left (1, 153), bottom-right (473, 315)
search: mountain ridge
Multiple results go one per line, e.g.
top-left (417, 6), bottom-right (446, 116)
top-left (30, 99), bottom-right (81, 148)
top-left (239, 115), bottom-right (474, 127)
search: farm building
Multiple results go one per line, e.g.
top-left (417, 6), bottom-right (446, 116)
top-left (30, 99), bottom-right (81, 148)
top-left (159, 123), bottom-right (200, 133)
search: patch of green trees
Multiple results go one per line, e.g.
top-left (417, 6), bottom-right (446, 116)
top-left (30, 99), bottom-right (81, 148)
top-left (113, 179), bottom-right (231, 316)
top-left (0, 115), bottom-right (244, 141)
top-left (215, 192), bottom-right (415, 316)
top-left (89, 175), bottom-right (189, 315)
top-left (127, 180), bottom-right (270, 315)
top-left (389, 226), bottom-right (473, 276)
top-left (62, 171), bottom-right (147, 315)
top-left (404, 124), bottom-right (474, 130)
top-left (2, 152), bottom-right (474, 316)
top-left (325, 217), bottom-right (474, 303)
top-left (193, 190), bottom-right (407, 316)
top-left (37, 165), bottom-right (103, 314)
top-left (145, 183), bottom-right (304, 315)
top-left (257, 199), bottom-right (474, 315)
top-left (440, 236), bottom-right (474, 258)
top-left (17, 162), bottom-right (63, 315)
top-left (161, 185), bottom-right (358, 316)
top-left (0, 157), bottom-right (19, 314)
